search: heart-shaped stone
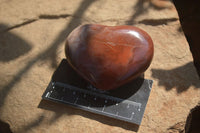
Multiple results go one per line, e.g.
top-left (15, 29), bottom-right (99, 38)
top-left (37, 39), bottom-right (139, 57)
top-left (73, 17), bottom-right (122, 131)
top-left (65, 24), bottom-right (154, 90)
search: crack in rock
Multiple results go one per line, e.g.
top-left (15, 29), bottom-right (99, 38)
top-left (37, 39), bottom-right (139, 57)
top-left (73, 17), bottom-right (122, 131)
top-left (0, 13), bottom-right (72, 33)
top-left (167, 122), bottom-right (185, 133)
top-left (39, 14), bottom-right (71, 19)
top-left (138, 18), bottom-right (178, 26)
top-left (1, 19), bottom-right (38, 33)
top-left (1, 15), bottom-right (179, 33)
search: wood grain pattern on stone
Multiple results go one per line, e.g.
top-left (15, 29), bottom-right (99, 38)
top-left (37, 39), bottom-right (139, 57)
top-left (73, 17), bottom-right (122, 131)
top-left (65, 24), bottom-right (154, 90)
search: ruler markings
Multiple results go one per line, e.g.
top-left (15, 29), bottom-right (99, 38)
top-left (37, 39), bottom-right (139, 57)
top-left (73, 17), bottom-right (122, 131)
top-left (54, 82), bottom-right (142, 108)
top-left (42, 80), bottom-right (153, 125)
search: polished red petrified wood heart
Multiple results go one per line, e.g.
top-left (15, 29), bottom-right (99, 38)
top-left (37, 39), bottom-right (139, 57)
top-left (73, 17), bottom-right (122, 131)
top-left (65, 24), bottom-right (154, 90)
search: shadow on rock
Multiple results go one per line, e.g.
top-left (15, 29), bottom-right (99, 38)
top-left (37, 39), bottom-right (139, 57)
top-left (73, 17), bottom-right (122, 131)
top-left (0, 120), bottom-right (13, 133)
top-left (16, 114), bottom-right (45, 133)
top-left (0, 24), bottom-right (32, 62)
top-left (0, 23), bottom-right (32, 111)
top-left (0, 0), bottom-right (96, 109)
top-left (151, 62), bottom-right (200, 93)
top-left (126, 0), bottom-right (172, 25)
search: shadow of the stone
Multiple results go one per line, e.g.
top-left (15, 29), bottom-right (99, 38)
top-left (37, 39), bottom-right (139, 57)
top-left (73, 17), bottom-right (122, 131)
top-left (38, 58), bottom-right (145, 132)
top-left (51, 59), bottom-right (144, 101)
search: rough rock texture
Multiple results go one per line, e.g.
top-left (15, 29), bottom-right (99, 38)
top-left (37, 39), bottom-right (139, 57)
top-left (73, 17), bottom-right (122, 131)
top-left (0, 0), bottom-right (199, 133)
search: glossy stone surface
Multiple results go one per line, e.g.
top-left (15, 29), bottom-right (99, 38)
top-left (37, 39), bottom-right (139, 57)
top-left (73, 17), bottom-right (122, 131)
top-left (65, 24), bottom-right (154, 90)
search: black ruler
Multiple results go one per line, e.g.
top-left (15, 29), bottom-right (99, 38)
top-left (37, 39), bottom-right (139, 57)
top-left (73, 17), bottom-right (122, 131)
top-left (42, 59), bottom-right (153, 125)
top-left (42, 80), bottom-right (152, 125)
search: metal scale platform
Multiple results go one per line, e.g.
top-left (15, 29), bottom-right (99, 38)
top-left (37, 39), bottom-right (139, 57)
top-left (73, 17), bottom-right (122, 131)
top-left (42, 59), bottom-right (153, 125)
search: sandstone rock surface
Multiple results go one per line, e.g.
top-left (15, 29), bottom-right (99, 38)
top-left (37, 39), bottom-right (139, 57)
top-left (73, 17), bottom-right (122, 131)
top-left (0, 0), bottom-right (199, 133)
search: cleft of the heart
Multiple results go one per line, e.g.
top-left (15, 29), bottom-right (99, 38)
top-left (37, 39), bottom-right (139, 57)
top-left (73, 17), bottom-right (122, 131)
top-left (65, 24), bottom-right (154, 90)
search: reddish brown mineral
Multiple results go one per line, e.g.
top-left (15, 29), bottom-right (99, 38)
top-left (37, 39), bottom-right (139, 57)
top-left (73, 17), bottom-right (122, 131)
top-left (65, 24), bottom-right (154, 90)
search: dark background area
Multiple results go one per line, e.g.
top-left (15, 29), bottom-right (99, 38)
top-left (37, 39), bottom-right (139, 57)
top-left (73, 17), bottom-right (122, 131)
top-left (173, 1), bottom-right (200, 132)
top-left (173, 0), bottom-right (200, 78)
